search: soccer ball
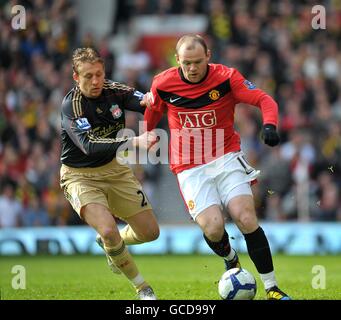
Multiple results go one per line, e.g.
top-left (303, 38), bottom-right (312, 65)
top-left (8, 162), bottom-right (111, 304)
top-left (218, 268), bottom-right (257, 300)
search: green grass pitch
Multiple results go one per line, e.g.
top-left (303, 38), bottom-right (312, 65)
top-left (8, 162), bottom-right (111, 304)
top-left (0, 254), bottom-right (340, 300)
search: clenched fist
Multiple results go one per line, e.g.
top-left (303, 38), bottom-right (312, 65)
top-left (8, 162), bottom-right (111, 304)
top-left (262, 124), bottom-right (280, 147)
top-left (132, 130), bottom-right (159, 150)
top-left (140, 92), bottom-right (154, 110)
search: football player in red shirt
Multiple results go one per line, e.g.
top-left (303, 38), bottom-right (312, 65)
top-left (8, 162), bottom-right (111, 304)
top-left (144, 34), bottom-right (290, 300)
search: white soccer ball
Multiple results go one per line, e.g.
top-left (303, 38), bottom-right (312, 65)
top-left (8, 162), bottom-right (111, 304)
top-left (218, 268), bottom-right (257, 300)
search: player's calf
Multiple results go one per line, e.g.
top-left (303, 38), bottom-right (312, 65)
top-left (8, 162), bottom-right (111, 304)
top-left (203, 230), bottom-right (241, 270)
top-left (96, 235), bottom-right (122, 274)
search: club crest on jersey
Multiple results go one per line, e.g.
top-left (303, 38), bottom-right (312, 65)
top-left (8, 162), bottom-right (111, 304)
top-left (110, 104), bottom-right (123, 119)
top-left (244, 80), bottom-right (256, 90)
top-left (209, 90), bottom-right (220, 101)
top-left (75, 118), bottom-right (91, 131)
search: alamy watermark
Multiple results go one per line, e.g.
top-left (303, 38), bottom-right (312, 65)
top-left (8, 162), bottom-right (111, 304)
top-left (311, 5), bottom-right (326, 29)
top-left (11, 265), bottom-right (26, 290)
top-left (116, 121), bottom-right (226, 167)
top-left (311, 265), bottom-right (326, 289)
top-left (11, 5), bottom-right (26, 30)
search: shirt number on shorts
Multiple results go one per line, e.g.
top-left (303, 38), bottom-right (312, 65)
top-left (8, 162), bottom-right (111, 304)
top-left (137, 190), bottom-right (148, 207)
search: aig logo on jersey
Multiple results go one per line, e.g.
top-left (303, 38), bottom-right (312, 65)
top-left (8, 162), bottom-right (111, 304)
top-left (178, 110), bottom-right (217, 129)
top-left (110, 104), bottom-right (123, 119)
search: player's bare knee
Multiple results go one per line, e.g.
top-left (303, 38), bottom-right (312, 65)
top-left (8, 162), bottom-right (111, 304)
top-left (202, 223), bottom-right (224, 242)
top-left (99, 227), bottom-right (120, 243)
top-left (150, 225), bottom-right (160, 241)
top-left (235, 212), bottom-right (258, 233)
top-left (139, 225), bottom-right (160, 242)
top-left (146, 228), bottom-right (160, 242)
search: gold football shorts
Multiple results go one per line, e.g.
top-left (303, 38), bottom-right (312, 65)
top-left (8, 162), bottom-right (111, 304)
top-left (60, 158), bottom-right (151, 219)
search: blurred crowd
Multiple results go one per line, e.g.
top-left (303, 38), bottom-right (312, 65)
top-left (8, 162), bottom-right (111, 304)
top-left (0, 0), bottom-right (340, 228)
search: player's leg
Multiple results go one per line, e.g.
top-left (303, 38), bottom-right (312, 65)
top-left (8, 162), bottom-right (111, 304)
top-left (107, 162), bottom-right (159, 246)
top-left (226, 189), bottom-right (291, 300)
top-left (176, 160), bottom-right (239, 270)
top-left (121, 208), bottom-right (159, 245)
top-left (102, 161), bottom-right (157, 299)
top-left (60, 163), bottom-right (155, 299)
top-left (61, 170), bottom-right (121, 274)
top-left (195, 205), bottom-right (240, 270)
top-left (82, 203), bottom-right (155, 299)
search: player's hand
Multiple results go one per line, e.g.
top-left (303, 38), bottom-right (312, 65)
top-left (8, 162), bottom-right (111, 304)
top-left (132, 130), bottom-right (159, 150)
top-left (140, 92), bottom-right (154, 110)
top-left (262, 124), bottom-right (280, 147)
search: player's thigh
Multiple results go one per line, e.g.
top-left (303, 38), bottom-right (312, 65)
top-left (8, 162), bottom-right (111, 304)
top-left (216, 151), bottom-right (259, 204)
top-left (107, 168), bottom-right (152, 219)
top-left (124, 209), bottom-right (159, 240)
top-left (177, 166), bottom-right (221, 221)
top-left (61, 175), bottom-right (110, 218)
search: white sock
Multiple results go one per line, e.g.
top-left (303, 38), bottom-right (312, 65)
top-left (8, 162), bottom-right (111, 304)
top-left (130, 274), bottom-right (145, 288)
top-left (224, 248), bottom-right (236, 261)
top-left (259, 271), bottom-right (277, 290)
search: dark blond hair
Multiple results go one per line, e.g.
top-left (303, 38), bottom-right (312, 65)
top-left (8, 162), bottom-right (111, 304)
top-left (175, 34), bottom-right (208, 55)
top-left (72, 47), bottom-right (104, 74)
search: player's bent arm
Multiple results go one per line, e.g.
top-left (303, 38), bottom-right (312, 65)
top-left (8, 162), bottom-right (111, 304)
top-left (62, 114), bottom-right (128, 157)
top-left (142, 82), bottom-right (167, 130)
top-left (230, 68), bottom-right (278, 126)
top-left (125, 90), bottom-right (149, 114)
top-left (257, 94), bottom-right (278, 126)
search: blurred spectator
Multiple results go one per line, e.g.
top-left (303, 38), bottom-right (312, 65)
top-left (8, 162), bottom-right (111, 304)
top-left (0, 0), bottom-right (78, 228)
top-left (0, 182), bottom-right (22, 227)
top-left (312, 171), bottom-right (340, 221)
top-left (98, 36), bottom-right (115, 78)
top-left (22, 195), bottom-right (50, 227)
top-left (259, 148), bottom-right (292, 198)
top-left (280, 129), bottom-right (316, 165)
top-left (115, 41), bottom-right (151, 88)
top-left (264, 193), bottom-right (286, 221)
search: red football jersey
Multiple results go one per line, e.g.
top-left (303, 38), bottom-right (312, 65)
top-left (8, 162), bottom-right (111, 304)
top-left (144, 63), bottom-right (278, 174)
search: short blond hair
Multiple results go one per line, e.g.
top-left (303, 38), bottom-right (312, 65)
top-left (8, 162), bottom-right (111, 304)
top-left (72, 47), bottom-right (104, 74)
top-left (175, 34), bottom-right (208, 55)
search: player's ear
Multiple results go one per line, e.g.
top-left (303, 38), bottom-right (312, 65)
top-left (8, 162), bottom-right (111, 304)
top-left (207, 49), bottom-right (211, 61)
top-left (73, 71), bottom-right (79, 83)
top-left (175, 54), bottom-right (180, 65)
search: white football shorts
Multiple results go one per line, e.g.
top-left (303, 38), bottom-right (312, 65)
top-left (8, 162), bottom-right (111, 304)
top-left (176, 151), bottom-right (260, 220)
